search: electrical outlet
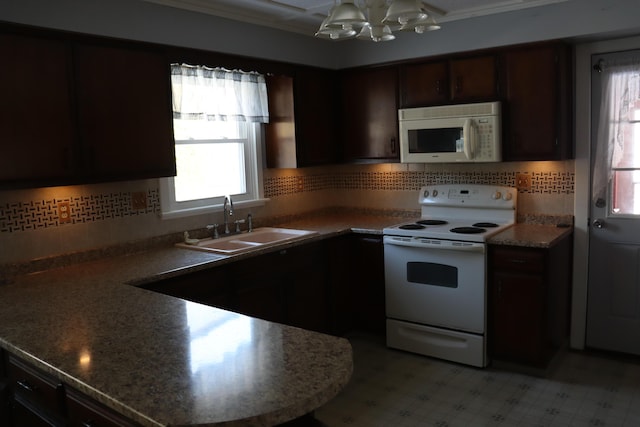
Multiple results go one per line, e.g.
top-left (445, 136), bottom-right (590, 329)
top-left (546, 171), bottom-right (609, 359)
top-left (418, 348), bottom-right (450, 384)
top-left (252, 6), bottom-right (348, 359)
top-left (131, 191), bottom-right (147, 210)
top-left (516, 173), bottom-right (531, 190)
top-left (58, 201), bottom-right (71, 224)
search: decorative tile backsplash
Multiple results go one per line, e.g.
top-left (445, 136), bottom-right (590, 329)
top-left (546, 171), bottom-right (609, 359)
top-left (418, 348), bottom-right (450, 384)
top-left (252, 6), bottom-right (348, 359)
top-left (264, 170), bottom-right (575, 197)
top-left (1, 190), bottom-right (160, 233)
top-left (1, 168), bottom-right (573, 234)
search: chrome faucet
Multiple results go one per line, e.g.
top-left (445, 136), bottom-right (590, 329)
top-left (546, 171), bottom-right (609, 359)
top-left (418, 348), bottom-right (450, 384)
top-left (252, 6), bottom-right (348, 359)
top-left (223, 195), bottom-right (234, 234)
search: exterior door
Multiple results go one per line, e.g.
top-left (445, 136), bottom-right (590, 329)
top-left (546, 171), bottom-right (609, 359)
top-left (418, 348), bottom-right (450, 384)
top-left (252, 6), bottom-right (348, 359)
top-left (587, 50), bottom-right (640, 355)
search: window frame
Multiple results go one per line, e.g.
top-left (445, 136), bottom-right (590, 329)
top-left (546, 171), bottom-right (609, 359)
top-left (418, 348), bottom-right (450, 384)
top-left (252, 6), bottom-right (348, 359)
top-left (159, 121), bottom-right (267, 220)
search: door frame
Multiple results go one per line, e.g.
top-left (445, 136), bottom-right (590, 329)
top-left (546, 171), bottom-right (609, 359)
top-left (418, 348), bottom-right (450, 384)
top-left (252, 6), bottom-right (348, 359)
top-left (573, 34), bottom-right (640, 350)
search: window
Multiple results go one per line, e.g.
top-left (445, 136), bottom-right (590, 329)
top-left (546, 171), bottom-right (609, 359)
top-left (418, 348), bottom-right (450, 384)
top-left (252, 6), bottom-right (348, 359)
top-left (611, 101), bottom-right (640, 215)
top-left (160, 64), bottom-right (269, 219)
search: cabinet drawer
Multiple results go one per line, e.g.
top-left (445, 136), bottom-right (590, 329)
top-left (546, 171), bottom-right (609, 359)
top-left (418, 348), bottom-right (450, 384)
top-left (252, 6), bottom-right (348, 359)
top-left (7, 354), bottom-right (64, 414)
top-left (490, 247), bottom-right (545, 273)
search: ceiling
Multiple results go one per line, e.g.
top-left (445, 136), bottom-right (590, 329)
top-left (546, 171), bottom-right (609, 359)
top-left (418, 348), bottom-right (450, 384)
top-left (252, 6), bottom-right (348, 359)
top-left (139, 0), bottom-right (569, 38)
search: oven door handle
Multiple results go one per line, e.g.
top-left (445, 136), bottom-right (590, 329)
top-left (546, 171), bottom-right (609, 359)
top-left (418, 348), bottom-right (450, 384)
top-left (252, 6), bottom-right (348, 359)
top-left (384, 236), bottom-right (485, 253)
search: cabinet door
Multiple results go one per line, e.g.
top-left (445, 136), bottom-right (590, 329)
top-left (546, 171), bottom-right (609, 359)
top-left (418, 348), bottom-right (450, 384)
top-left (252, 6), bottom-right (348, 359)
top-left (501, 43), bottom-right (572, 160)
top-left (11, 399), bottom-right (66, 427)
top-left (227, 252), bottom-right (287, 323)
top-left (340, 66), bottom-right (399, 162)
top-left (400, 60), bottom-right (449, 107)
top-left (326, 235), bottom-right (354, 335)
top-left (7, 355), bottom-right (66, 427)
top-left (400, 55), bottom-right (496, 107)
top-left (0, 33), bottom-right (75, 187)
top-left (294, 67), bottom-right (339, 166)
top-left (285, 242), bottom-right (328, 333)
top-left (350, 236), bottom-right (386, 335)
top-left (74, 43), bottom-right (176, 181)
top-left (450, 55), bottom-right (497, 102)
top-left (490, 271), bottom-right (546, 365)
top-left (232, 276), bottom-right (287, 323)
top-left (265, 74), bottom-right (297, 168)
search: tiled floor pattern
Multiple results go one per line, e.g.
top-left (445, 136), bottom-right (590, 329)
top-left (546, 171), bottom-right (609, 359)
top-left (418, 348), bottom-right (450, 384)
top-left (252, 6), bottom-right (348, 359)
top-left (315, 333), bottom-right (640, 427)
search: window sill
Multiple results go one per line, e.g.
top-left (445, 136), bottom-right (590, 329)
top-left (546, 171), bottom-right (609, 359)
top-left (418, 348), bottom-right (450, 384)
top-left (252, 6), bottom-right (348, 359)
top-left (160, 198), bottom-right (270, 220)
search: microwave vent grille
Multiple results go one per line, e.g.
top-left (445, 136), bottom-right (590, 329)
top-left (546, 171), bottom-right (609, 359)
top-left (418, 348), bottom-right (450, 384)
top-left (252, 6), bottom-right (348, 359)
top-left (400, 102), bottom-right (500, 121)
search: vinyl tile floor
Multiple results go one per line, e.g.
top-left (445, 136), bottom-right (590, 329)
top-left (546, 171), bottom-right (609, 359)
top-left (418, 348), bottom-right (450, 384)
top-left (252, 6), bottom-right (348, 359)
top-left (314, 333), bottom-right (640, 427)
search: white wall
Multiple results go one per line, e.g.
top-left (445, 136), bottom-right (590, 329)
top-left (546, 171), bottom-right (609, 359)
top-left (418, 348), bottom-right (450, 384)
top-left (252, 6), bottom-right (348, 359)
top-left (2, 0), bottom-right (640, 69)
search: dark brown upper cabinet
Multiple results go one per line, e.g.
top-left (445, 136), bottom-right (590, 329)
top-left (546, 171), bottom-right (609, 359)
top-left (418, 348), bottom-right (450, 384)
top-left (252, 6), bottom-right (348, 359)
top-left (265, 68), bottom-right (338, 168)
top-left (0, 33), bottom-right (76, 187)
top-left (400, 54), bottom-right (498, 108)
top-left (499, 42), bottom-right (573, 161)
top-left (73, 42), bottom-right (176, 182)
top-left (340, 66), bottom-right (399, 163)
top-left (265, 74), bottom-right (297, 168)
top-left (0, 25), bottom-right (176, 190)
top-left (293, 67), bottom-right (339, 166)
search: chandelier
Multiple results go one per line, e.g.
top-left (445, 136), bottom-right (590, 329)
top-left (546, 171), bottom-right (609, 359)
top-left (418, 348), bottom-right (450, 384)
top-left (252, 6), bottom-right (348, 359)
top-left (315, 0), bottom-right (441, 42)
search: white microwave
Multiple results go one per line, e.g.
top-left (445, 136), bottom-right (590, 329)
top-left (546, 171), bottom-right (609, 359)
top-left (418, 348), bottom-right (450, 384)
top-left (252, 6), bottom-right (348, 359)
top-left (399, 101), bottom-right (501, 163)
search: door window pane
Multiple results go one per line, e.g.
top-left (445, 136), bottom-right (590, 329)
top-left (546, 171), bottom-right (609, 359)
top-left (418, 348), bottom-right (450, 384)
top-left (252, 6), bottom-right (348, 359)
top-left (612, 101), bottom-right (640, 215)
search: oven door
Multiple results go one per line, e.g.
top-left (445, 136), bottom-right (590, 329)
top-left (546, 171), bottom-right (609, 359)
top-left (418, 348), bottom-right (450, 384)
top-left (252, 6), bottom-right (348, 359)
top-left (383, 235), bottom-right (486, 333)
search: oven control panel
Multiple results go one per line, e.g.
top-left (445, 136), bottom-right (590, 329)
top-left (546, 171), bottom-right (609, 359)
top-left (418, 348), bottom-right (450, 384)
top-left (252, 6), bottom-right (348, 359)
top-left (420, 184), bottom-right (516, 209)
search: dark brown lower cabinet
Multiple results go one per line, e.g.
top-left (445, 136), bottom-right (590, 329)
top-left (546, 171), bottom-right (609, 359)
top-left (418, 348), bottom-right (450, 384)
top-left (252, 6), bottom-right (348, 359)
top-left (6, 353), bottom-right (66, 427)
top-left (142, 240), bottom-right (330, 333)
top-left (325, 234), bottom-right (386, 336)
top-left (488, 234), bottom-right (573, 368)
top-left (350, 236), bottom-right (386, 335)
top-left (1, 349), bottom-right (10, 427)
top-left (3, 352), bottom-right (141, 427)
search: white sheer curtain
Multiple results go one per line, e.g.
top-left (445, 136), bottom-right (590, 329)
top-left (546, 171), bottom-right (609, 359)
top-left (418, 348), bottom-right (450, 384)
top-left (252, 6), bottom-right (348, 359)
top-left (170, 63), bottom-right (269, 123)
top-left (592, 57), bottom-right (640, 203)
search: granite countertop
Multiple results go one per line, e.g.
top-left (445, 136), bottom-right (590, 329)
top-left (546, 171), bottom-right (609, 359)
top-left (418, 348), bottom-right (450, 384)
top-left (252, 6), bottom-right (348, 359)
top-left (0, 211), bottom-right (574, 426)
top-left (0, 212), bottom-right (408, 427)
top-left (488, 223), bottom-right (573, 248)
top-left (0, 244), bottom-right (358, 426)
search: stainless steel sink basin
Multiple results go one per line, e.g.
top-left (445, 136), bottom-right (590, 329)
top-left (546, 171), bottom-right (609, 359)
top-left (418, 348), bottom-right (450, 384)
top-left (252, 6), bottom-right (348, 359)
top-left (176, 227), bottom-right (318, 255)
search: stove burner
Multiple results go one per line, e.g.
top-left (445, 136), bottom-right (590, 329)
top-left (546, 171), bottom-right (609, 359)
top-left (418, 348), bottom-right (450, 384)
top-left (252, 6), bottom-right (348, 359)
top-left (472, 222), bottom-right (499, 228)
top-left (450, 226), bottom-right (486, 234)
top-left (417, 219), bottom-right (448, 226)
top-left (399, 223), bottom-right (426, 230)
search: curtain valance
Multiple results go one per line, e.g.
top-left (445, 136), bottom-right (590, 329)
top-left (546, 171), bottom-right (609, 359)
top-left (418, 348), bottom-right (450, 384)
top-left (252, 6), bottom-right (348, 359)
top-left (171, 63), bottom-right (269, 123)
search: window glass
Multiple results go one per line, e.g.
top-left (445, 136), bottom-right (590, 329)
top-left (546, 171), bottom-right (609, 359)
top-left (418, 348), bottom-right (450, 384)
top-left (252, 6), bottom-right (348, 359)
top-left (611, 100), bottom-right (640, 215)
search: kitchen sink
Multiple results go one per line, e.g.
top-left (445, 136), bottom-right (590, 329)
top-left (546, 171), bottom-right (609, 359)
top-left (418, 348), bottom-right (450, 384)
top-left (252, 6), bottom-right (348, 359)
top-left (175, 227), bottom-right (318, 255)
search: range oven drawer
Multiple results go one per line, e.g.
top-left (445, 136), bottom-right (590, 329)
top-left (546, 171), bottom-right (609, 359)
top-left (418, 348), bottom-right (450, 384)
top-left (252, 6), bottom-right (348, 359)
top-left (387, 319), bottom-right (487, 367)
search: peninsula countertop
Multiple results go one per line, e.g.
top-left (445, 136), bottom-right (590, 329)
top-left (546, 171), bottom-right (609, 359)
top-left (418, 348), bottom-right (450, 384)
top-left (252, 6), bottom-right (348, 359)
top-left (0, 233), bottom-right (360, 426)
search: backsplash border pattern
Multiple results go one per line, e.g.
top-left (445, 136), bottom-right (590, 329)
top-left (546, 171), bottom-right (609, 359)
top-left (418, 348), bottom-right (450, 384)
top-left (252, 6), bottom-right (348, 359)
top-left (265, 170), bottom-right (575, 197)
top-left (0, 190), bottom-right (160, 233)
top-left (1, 170), bottom-right (573, 234)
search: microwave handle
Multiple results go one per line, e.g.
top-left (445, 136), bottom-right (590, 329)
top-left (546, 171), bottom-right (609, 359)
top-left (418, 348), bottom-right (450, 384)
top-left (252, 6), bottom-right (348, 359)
top-left (463, 119), bottom-right (478, 160)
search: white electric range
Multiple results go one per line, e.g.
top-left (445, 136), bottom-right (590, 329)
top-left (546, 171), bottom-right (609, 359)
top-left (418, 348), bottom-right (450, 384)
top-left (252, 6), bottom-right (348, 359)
top-left (383, 184), bottom-right (517, 367)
